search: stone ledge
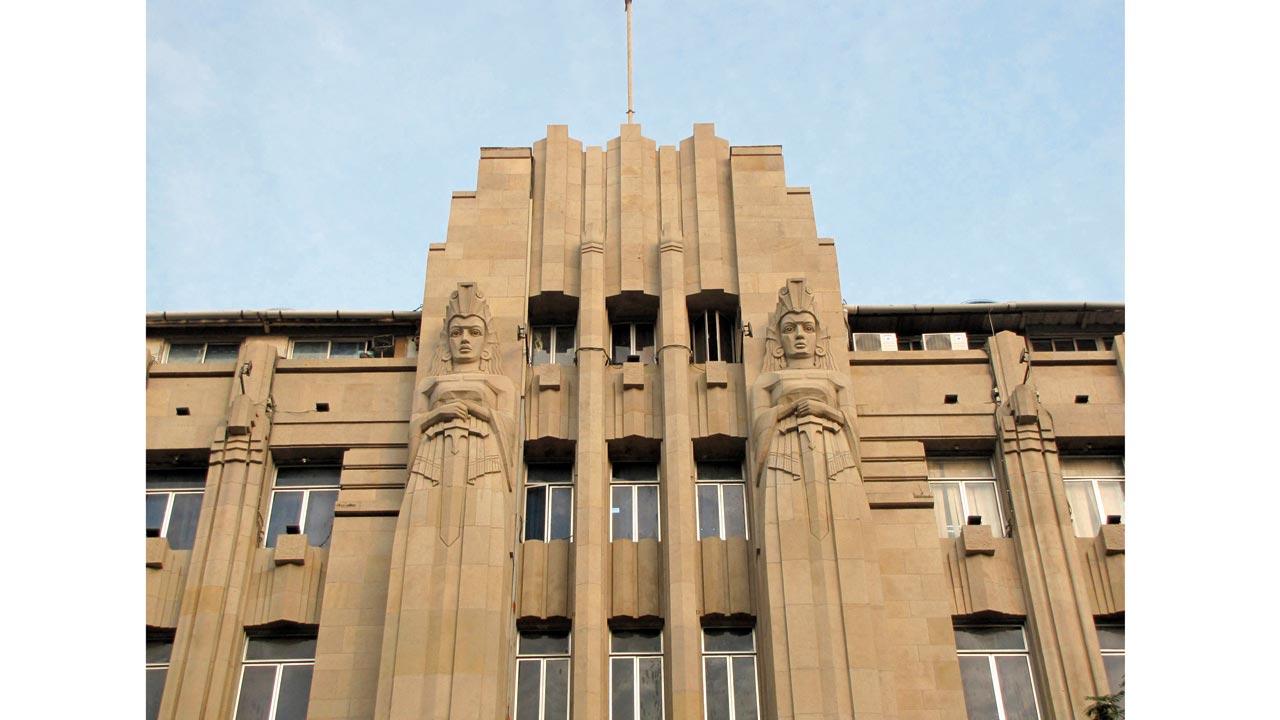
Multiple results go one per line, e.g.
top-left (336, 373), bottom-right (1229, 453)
top-left (274, 533), bottom-right (308, 565)
top-left (961, 524), bottom-right (997, 556)
top-left (146, 537), bottom-right (169, 568)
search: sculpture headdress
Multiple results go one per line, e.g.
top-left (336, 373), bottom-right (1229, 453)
top-left (763, 278), bottom-right (834, 371)
top-left (428, 282), bottom-right (502, 375)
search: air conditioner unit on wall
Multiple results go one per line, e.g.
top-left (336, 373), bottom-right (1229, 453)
top-left (851, 333), bottom-right (898, 352)
top-left (922, 332), bottom-right (969, 351)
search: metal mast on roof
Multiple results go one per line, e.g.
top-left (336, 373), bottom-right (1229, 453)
top-left (625, 0), bottom-right (635, 123)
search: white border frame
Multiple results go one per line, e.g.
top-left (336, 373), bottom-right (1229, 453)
top-left (513, 631), bottom-right (573, 720)
top-left (263, 466), bottom-right (341, 548)
top-left (231, 637), bottom-right (316, 720)
top-left (927, 457), bottom-right (1005, 538)
top-left (1062, 456), bottom-right (1125, 538)
top-left (699, 628), bottom-right (760, 720)
top-left (954, 626), bottom-right (1043, 720)
top-left (608, 630), bottom-right (665, 720)
top-left (610, 462), bottom-right (662, 542)
top-left (523, 465), bottom-right (575, 542)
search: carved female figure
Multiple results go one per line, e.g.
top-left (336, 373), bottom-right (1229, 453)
top-left (750, 278), bottom-right (860, 538)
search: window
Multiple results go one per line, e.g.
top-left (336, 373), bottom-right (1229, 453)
top-left (146, 636), bottom-right (173, 720)
top-left (928, 457), bottom-right (1004, 539)
top-left (290, 338), bottom-right (390, 359)
top-left (955, 626), bottom-right (1041, 720)
top-left (265, 466), bottom-right (340, 548)
top-left (695, 462), bottom-right (748, 540)
top-left (1097, 624), bottom-right (1124, 698)
top-left (611, 321), bottom-right (656, 364)
top-left (1061, 457), bottom-right (1125, 538)
top-left (611, 629), bottom-right (664, 720)
top-left (146, 468), bottom-right (206, 550)
top-left (895, 335), bottom-right (925, 351)
top-left (611, 463), bottom-right (660, 541)
top-left (525, 464), bottom-right (574, 541)
top-left (514, 630), bottom-right (571, 720)
top-left (234, 635), bottom-right (316, 720)
top-left (690, 309), bottom-right (740, 363)
top-left (1029, 337), bottom-right (1114, 352)
top-left (702, 627), bottom-right (759, 720)
top-left (531, 325), bottom-right (576, 365)
top-left (166, 341), bottom-right (240, 363)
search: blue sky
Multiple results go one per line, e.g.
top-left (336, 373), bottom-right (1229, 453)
top-left (147, 0), bottom-right (1123, 311)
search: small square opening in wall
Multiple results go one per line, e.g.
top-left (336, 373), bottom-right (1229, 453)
top-left (315, 402), bottom-right (330, 412)
top-left (944, 394), bottom-right (959, 404)
top-left (175, 407), bottom-right (191, 416)
top-left (1075, 395), bottom-right (1090, 404)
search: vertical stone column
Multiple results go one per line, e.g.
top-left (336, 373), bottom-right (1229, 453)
top-left (571, 231), bottom-right (609, 719)
top-left (656, 232), bottom-right (704, 719)
top-left (159, 339), bottom-right (279, 719)
top-left (989, 331), bottom-right (1110, 717)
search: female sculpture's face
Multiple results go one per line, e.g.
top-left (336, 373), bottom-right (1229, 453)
top-left (448, 315), bottom-right (486, 366)
top-left (779, 311), bottom-right (817, 361)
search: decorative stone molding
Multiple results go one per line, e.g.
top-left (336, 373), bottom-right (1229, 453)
top-left (518, 539), bottom-right (572, 623)
top-left (698, 537), bottom-right (753, 621)
top-left (610, 539), bottom-right (661, 622)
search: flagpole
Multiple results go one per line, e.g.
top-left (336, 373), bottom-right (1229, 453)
top-left (625, 0), bottom-right (635, 124)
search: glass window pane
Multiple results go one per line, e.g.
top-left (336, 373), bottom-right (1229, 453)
top-left (638, 657), bottom-right (663, 720)
top-left (265, 491), bottom-right (304, 548)
top-left (166, 493), bottom-right (204, 550)
top-left (1103, 655), bottom-right (1125, 696)
top-left (612, 486), bottom-right (634, 541)
top-left (525, 487), bottom-right (547, 542)
top-left (697, 485), bottom-right (721, 540)
top-left (1052, 338), bottom-right (1074, 352)
top-left (1096, 626), bottom-right (1124, 651)
top-left (953, 627), bottom-right (1026, 651)
top-left (1061, 457), bottom-right (1124, 478)
top-left (958, 656), bottom-right (998, 720)
top-left (275, 466), bottom-right (341, 487)
top-left (146, 494), bottom-right (169, 534)
top-left (612, 630), bottom-right (662, 654)
top-left (204, 343), bottom-right (240, 362)
top-left (612, 657), bottom-right (636, 720)
top-left (996, 656), bottom-right (1040, 720)
top-left (613, 463), bottom-right (658, 482)
top-left (304, 489), bottom-right (338, 547)
top-left (697, 462), bottom-right (742, 481)
top-left (691, 312), bottom-right (708, 364)
top-left (704, 657), bottom-right (731, 720)
top-left (519, 631), bottom-right (571, 656)
top-left (146, 469), bottom-right (207, 489)
top-left (965, 482), bottom-right (1001, 534)
top-left (555, 326), bottom-right (575, 365)
top-left (543, 658), bottom-right (570, 720)
top-left (167, 343), bottom-right (205, 363)
top-left (234, 665), bottom-right (277, 720)
top-left (722, 485), bottom-right (747, 538)
top-left (147, 639), bottom-right (174, 664)
top-left (330, 341), bottom-right (365, 358)
top-left (731, 656), bottom-right (759, 720)
top-left (718, 312), bottom-right (737, 363)
top-left (703, 628), bottom-right (754, 653)
top-left (636, 485), bottom-right (660, 540)
top-left (246, 637), bottom-right (317, 661)
top-left (528, 464), bottom-right (573, 484)
top-left (146, 668), bottom-right (166, 720)
top-left (550, 487), bottom-right (573, 540)
top-left (515, 660), bottom-right (542, 720)
top-left (613, 323), bottom-right (632, 363)
top-left (928, 458), bottom-right (994, 479)
top-left (291, 341), bottom-right (330, 359)
top-left (1064, 481), bottom-right (1101, 538)
top-left (1097, 481), bottom-right (1125, 522)
top-left (531, 327), bottom-right (552, 365)
top-left (931, 482), bottom-right (964, 538)
top-left (274, 664), bottom-right (314, 720)
top-left (635, 324), bottom-right (655, 363)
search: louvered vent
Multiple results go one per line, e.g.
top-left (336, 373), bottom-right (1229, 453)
top-left (922, 332), bottom-right (969, 351)
top-left (852, 333), bottom-right (898, 352)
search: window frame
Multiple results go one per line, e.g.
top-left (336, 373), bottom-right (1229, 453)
top-left (529, 324), bottom-right (577, 366)
top-left (1029, 336), bottom-right (1115, 352)
top-left (264, 465), bottom-right (341, 548)
top-left (288, 338), bottom-right (377, 360)
top-left (1061, 457), bottom-right (1125, 538)
top-left (164, 341), bottom-right (241, 363)
top-left (514, 631), bottom-right (572, 720)
top-left (690, 308), bottom-right (741, 364)
top-left (146, 636), bottom-right (174, 720)
top-left (609, 630), bottom-right (665, 720)
top-left (610, 321), bottom-right (656, 364)
top-left (610, 463), bottom-right (661, 542)
top-left (146, 469), bottom-right (206, 550)
top-left (954, 625), bottom-right (1043, 720)
top-left (694, 462), bottom-right (749, 541)
top-left (1096, 623), bottom-right (1125, 696)
top-left (927, 457), bottom-right (1006, 539)
top-left (524, 465), bottom-right (575, 542)
top-left (232, 635), bottom-right (317, 720)
top-left (700, 627), bottom-right (760, 720)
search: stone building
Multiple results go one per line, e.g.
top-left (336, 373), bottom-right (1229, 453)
top-left (145, 124), bottom-right (1124, 720)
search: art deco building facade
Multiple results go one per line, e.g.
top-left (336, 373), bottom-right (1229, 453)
top-left (145, 124), bottom-right (1124, 720)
